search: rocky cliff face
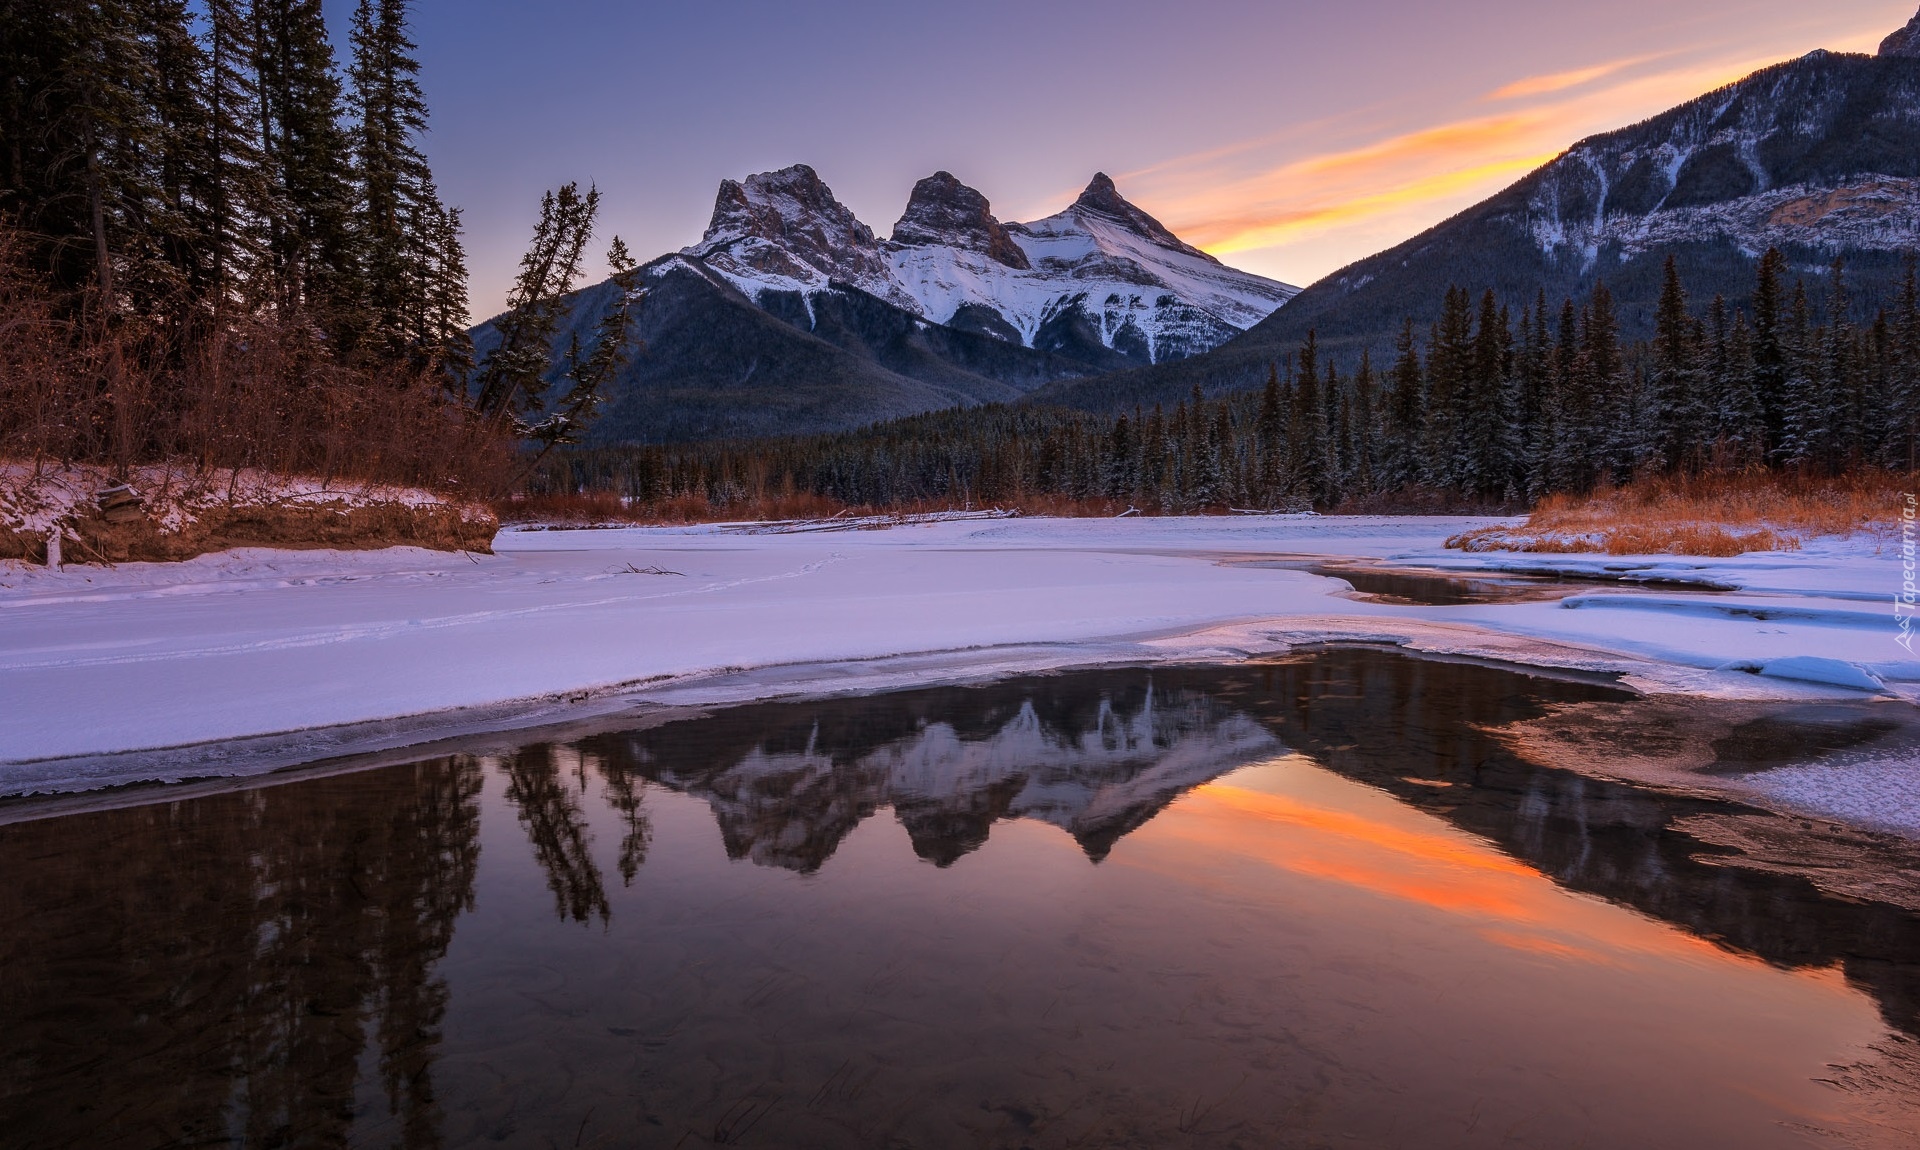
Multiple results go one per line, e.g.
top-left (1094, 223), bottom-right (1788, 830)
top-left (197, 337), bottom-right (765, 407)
top-left (684, 164), bottom-right (920, 311)
top-left (1883, 6), bottom-right (1920, 58)
top-left (891, 170), bottom-right (1030, 269)
top-left (1065, 171), bottom-right (1206, 257)
top-left (1507, 49), bottom-right (1920, 275)
top-left (680, 166), bottom-right (1297, 368)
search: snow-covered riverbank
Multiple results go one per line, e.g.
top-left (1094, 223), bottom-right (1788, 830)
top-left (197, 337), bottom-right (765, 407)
top-left (1, 515), bottom-right (1911, 815)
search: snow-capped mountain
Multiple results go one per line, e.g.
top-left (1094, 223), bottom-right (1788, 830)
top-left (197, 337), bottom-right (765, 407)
top-left (684, 164), bottom-right (1297, 367)
top-left (1034, 5), bottom-right (1920, 413)
top-left (580, 678), bottom-right (1281, 872)
top-left (1512, 50), bottom-right (1920, 274)
top-left (684, 164), bottom-right (925, 313)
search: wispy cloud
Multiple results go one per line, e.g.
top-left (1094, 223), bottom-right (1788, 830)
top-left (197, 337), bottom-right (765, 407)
top-left (1486, 54), bottom-right (1660, 101)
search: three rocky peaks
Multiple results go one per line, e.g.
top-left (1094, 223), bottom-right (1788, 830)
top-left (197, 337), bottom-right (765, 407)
top-left (677, 164), bottom-right (1296, 365)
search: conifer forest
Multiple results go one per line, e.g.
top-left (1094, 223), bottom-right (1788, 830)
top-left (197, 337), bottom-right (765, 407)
top-left (536, 253), bottom-right (1920, 515)
top-left (0, 0), bottom-right (626, 489)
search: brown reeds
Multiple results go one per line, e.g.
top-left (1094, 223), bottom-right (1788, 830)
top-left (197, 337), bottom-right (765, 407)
top-left (1448, 469), bottom-right (1910, 555)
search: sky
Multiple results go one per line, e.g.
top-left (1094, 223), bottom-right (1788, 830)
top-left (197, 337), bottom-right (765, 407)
top-left (334, 0), bottom-right (1920, 319)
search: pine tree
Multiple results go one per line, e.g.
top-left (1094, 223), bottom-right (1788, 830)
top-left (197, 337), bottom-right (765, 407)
top-left (6, 0), bottom-right (166, 301)
top-left (1457, 289), bottom-right (1513, 498)
top-left (1382, 318), bottom-right (1423, 490)
top-left (1206, 402), bottom-right (1233, 508)
top-left (1780, 278), bottom-right (1821, 467)
top-left (1255, 363), bottom-right (1285, 506)
top-left (1751, 247), bottom-right (1789, 456)
top-left (1350, 349), bottom-right (1378, 497)
top-left (351, 0), bottom-right (452, 361)
top-left (254, 0), bottom-right (359, 329)
top-left (1650, 256), bottom-right (1697, 471)
top-left (474, 182), bottom-right (600, 425)
top-left (1516, 291), bottom-right (1551, 476)
top-left (1583, 282), bottom-right (1625, 482)
top-left (1545, 298), bottom-right (1586, 491)
top-left (140, 0), bottom-right (217, 311)
top-left (532, 235), bottom-right (642, 452)
top-left (1894, 256), bottom-right (1920, 470)
top-left (1422, 287), bottom-right (1473, 487)
top-left (1104, 412), bottom-right (1134, 500)
top-left (201, 0), bottom-right (271, 308)
top-left (1822, 259), bottom-right (1865, 468)
top-left (1286, 334), bottom-right (1333, 505)
top-left (420, 187), bottom-right (472, 380)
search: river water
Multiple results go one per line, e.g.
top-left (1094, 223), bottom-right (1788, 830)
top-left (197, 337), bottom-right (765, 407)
top-left (3, 649), bottom-right (1918, 1148)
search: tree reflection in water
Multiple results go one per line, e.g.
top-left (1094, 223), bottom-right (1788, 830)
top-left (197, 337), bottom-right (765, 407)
top-left (498, 745), bottom-right (611, 923)
top-left (4, 650), bottom-right (1920, 1148)
top-left (0, 757), bottom-right (481, 1149)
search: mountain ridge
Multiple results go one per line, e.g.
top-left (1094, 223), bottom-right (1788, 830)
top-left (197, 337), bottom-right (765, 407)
top-left (1032, 31), bottom-right (1920, 413)
top-left (474, 166), bottom-right (1296, 443)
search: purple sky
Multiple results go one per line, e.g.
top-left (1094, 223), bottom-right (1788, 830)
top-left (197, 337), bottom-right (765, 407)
top-left (333, 0), bottom-right (1918, 318)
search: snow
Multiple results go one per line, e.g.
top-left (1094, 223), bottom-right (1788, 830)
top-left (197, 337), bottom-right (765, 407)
top-left (678, 165), bottom-right (1297, 365)
top-left (0, 461), bottom-right (484, 540)
top-left (1, 517), bottom-right (1914, 828)
top-left (883, 204), bottom-right (1298, 363)
top-left (1741, 656), bottom-right (1887, 693)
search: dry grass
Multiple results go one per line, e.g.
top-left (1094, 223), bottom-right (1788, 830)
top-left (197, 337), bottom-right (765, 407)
top-left (1448, 470), bottom-right (1908, 556)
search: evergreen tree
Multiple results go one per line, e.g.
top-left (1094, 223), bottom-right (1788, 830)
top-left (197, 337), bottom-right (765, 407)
top-left (1350, 349), bottom-right (1378, 496)
top-left (201, 0), bottom-right (271, 307)
top-left (350, 0), bottom-right (454, 361)
top-left (1422, 286), bottom-right (1473, 487)
top-left (1779, 279), bottom-right (1820, 467)
top-left (1457, 288), bottom-right (1514, 497)
top-left (1255, 363), bottom-right (1285, 506)
top-left (1751, 247), bottom-right (1789, 455)
top-left (254, 0), bottom-right (359, 328)
top-left (1894, 257), bottom-right (1920, 470)
top-left (474, 182), bottom-right (600, 426)
top-left (1286, 333), bottom-right (1334, 505)
top-left (1545, 298), bottom-right (1586, 491)
top-left (1651, 256), bottom-right (1697, 471)
top-left (1381, 318), bottom-right (1424, 490)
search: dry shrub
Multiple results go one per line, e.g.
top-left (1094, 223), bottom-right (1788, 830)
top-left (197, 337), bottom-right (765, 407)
top-left (1448, 469), bottom-right (1906, 555)
top-left (0, 224), bottom-right (514, 498)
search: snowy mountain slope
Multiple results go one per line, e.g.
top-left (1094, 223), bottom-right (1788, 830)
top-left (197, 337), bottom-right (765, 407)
top-left (887, 172), bottom-right (1299, 365)
top-left (470, 257), bottom-right (1056, 444)
top-left (683, 164), bottom-right (921, 311)
top-left (1035, 11), bottom-right (1920, 414)
top-left (680, 165), bottom-right (1297, 368)
top-left (1509, 49), bottom-right (1920, 274)
top-left (472, 164), bottom-right (1299, 442)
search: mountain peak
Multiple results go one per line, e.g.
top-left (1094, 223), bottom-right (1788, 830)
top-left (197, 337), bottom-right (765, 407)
top-left (704, 164), bottom-right (873, 244)
top-left (689, 164), bottom-right (916, 307)
top-left (891, 171), bottom-right (1030, 269)
top-left (1073, 172), bottom-right (1128, 215)
top-left (1884, 7), bottom-right (1920, 57)
top-left (1069, 172), bottom-right (1201, 255)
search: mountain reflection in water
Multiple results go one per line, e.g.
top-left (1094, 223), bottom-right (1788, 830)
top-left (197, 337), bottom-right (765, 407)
top-left (3, 649), bottom-right (1919, 1149)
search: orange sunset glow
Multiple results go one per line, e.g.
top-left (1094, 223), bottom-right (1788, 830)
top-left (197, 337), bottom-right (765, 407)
top-left (1137, 768), bottom-right (1798, 975)
top-left (1122, 13), bottom-right (1904, 286)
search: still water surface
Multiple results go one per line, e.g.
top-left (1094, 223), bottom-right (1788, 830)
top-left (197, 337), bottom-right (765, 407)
top-left (4, 650), bottom-right (1919, 1148)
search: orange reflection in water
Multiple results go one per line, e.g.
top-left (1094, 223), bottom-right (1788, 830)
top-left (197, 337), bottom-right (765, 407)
top-left (1141, 766), bottom-right (1795, 977)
